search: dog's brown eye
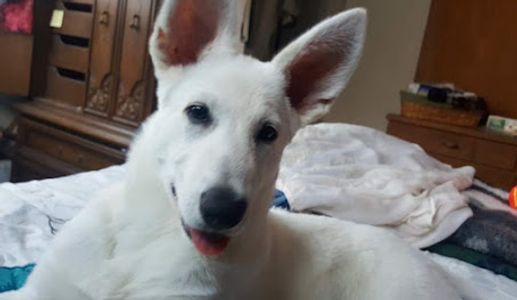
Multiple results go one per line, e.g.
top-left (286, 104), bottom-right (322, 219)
top-left (185, 104), bottom-right (211, 125)
top-left (257, 124), bottom-right (278, 144)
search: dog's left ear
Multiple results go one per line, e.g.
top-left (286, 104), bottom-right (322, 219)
top-left (272, 8), bottom-right (367, 126)
top-left (150, 0), bottom-right (242, 79)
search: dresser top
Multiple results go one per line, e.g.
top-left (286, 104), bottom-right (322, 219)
top-left (387, 114), bottom-right (517, 146)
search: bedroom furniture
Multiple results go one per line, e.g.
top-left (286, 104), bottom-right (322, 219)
top-left (416, 0), bottom-right (517, 120)
top-left (387, 114), bottom-right (517, 190)
top-left (399, 90), bottom-right (486, 128)
top-left (0, 0), bottom-right (37, 97)
top-left (0, 0), bottom-right (53, 97)
top-left (0, 31), bottom-right (33, 96)
top-left (13, 0), bottom-right (161, 182)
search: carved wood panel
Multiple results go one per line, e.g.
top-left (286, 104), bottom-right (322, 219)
top-left (86, 0), bottom-right (120, 117)
top-left (113, 0), bottom-right (154, 126)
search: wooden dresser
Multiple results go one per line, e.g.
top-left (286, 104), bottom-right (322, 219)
top-left (13, 0), bottom-right (161, 181)
top-left (387, 114), bottom-right (517, 190)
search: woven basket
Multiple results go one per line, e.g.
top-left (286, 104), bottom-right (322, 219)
top-left (400, 91), bottom-right (484, 127)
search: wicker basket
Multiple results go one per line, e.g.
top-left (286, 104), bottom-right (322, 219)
top-left (400, 91), bottom-right (484, 127)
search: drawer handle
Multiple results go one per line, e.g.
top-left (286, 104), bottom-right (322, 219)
top-left (129, 15), bottom-right (141, 31)
top-left (99, 11), bottom-right (110, 26)
top-left (442, 141), bottom-right (460, 150)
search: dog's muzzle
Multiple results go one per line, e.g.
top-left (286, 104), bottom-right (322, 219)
top-left (182, 186), bottom-right (247, 257)
top-left (199, 186), bottom-right (248, 231)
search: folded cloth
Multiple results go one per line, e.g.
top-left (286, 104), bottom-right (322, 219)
top-left (277, 123), bottom-right (474, 248)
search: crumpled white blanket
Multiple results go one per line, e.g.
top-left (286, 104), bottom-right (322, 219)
top-left (277, 123), bottom-right (475, 248)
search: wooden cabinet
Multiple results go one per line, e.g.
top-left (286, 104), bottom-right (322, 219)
top-left (0, 32), bottom-right (34, 96)
top-left (114, 0), bottom-right (156, 126)
top-left (416, 0), bottom-right (517, 120)
top-left (14, 117), bottom-right (124, 181)
top-left (387, 114), bottom-right (517, 190)
top-left (85, 0), bottom-right (120, 117)
top-left (14, 0), bottom-right (161, 182)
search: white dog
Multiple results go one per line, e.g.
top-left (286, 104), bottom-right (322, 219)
top-left (3, 0), bottom-right (465, 299)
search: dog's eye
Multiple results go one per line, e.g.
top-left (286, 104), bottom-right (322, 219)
top-left (185, 104), bottom-right (211, 125)
top-left (256, 123), bottom-right (278, 144)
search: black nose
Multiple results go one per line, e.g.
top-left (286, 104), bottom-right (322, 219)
top-left (200, 186), bottom-right (247, 230)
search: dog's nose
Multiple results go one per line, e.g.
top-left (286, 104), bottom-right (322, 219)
top-left (200, 186), bottom-right (247, 230)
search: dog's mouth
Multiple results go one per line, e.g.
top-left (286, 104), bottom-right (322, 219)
top-left (182, 222), bottom-right (230, 257)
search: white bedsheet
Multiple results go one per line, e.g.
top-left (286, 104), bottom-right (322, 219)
top-left (0, 166), bottom-right (125, 266)
top-left (428, 253), bottom-right (517, 300)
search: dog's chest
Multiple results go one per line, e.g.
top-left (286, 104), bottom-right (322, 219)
top-left (103, 256), bottom-right (272, 300)
top-left (102, 248), bottom-right (282, 300)
top-left (93, 230), bottom-right (213, 298)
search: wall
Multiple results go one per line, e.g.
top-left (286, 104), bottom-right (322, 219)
top-left (325, 0), bottom-right (431, 130)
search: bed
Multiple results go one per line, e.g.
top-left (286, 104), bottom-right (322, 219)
top-left (0, 124), bottom-right (516, 299)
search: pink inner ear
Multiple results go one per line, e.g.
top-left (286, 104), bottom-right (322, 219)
top-left (158, 0), bottom-right (221, 66)
top-left (286, 40), bottom-right (346, 112)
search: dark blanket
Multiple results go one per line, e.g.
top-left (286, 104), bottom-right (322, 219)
top-left (428, 243), bottom-right (517, 281)
top-left (446, 206), bottom-right (517, 267)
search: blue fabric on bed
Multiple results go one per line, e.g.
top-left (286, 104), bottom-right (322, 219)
top-left (0, 264), bottom-right (35, 293)
top-left (273, 189), bottom-right (290, 210)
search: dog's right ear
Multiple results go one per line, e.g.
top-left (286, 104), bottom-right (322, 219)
top-left (150, 0), bottom-right (242, 79)
top-left (272, 8), bottom-right (367, 126)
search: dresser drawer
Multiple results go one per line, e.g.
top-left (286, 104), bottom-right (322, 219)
top-left (17, 118), bottom-right (125, 171)
top-left (388, 122), bottom-right (476, 161)
top-left (13, 147), bottom-right (80, 182)
top-left (53, 2), bottom-right (94, 39)
top-left (431, 153), bottom-right (515, 190)
top-left (45, 66), bottom-right (87, 107)
top-left (430, 153), bottom-right (470, 169)
top-left (49, 34), bottom-right (90, 73)
top-left (475, 140), bottom-right (517, 170)
top-left (474, 165), bottom-right (516, 190)
top-left (387, 114), bottom-right (517, 190)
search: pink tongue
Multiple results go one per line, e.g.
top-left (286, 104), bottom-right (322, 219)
top-left (190, 229), bottom-right (230, 256)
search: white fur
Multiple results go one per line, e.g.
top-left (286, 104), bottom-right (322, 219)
top-left (2, 2), bottom-right (464, 299)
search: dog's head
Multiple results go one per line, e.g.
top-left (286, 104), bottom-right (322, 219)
top-left (134, 0), bottom-right (366, 257)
